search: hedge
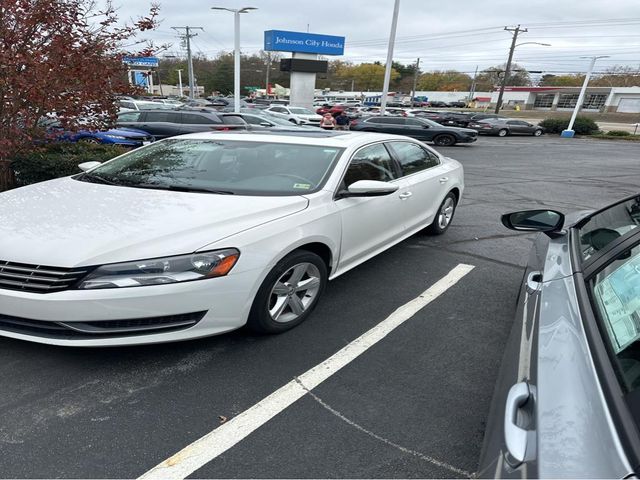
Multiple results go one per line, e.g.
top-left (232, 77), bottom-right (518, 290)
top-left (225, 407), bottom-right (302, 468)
top-left (606, 130), bottom-right (631, 136)
top-left (538, 116), bottom-right (600, 135)
top-left (11, 143), bottom-right (128, 187)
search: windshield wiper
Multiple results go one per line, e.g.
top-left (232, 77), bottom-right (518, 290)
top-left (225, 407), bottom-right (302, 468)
top-left (80, 172), bottom-right (120, 185)
top-left (126, 183), bottom-right (235, 195)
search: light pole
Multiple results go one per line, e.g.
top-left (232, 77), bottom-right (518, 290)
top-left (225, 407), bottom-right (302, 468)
top-left (177, 69), bottom-right (183, 97)
top-left (211, 6), bottom-right (257, 113)
top-left (561, 55), bottom-right (610, 138)
top-left (380, 0), bottom-right (400, 115)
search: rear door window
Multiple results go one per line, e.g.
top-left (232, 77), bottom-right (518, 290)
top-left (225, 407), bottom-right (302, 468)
top-left (144, 112), bottom-right (180, 123)
top-left (117, 112), bottom-right (142, 122)
top-left (387, 141), bottom-right (439, 176)
top-left (182, 114), bottom-right (220, 125)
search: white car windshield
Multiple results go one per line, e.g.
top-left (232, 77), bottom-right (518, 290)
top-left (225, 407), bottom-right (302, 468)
top-left (289, 107), bottom-right (314, 115)
top-left (79, 139), bottom-right (344, 196)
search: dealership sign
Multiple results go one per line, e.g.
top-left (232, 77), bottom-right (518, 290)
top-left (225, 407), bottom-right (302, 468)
top-left (123, 56), bottom-right (159, 68)
top-left (264, 30), bottom-right (345, 56)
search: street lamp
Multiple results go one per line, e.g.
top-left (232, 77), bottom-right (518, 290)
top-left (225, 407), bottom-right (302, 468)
top-left (561, 55), bottom-right (610, 138)
top-left (211, 6), bottom-right (257, 113)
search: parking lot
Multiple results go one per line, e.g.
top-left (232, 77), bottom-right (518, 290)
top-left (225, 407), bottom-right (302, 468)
top-left (1, 136), bottom-right (639, 478)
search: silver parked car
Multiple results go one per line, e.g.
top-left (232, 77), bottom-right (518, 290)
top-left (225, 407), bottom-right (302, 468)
top-left (479, 195), bottom-right (640, 478)
top-left (468, 118), bottom-right (544, 137)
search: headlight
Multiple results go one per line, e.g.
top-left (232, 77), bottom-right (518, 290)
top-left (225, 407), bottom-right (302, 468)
top-left (104, 134), bottom-right (126, 140)
top-left (77, 249), bottom-right (240, 289)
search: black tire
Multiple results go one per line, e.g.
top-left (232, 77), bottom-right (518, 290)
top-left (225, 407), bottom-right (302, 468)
top-left (433, 134), bottom-right (456, 146)
top-left (289, 118), bottom-right (299, 125)
top-left (79, 137), bottom-right (101, 144)
top-left (425, 192), bottom-right (457, 235)
top-left (533, 129), bottom-right (543, 136)
top-left (497, 129), bottom-right (508, 137)
top-left (247, 250), bottom-right (328, 334)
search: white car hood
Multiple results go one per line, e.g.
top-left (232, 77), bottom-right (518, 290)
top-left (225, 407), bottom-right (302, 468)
top-left (0, 177), bottom-right (308, 267)
top-left (297, 114), bottom-right (322, 121)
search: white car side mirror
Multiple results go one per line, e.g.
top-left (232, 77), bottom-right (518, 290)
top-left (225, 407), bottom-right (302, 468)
top-left (78, 161), bottom-right (102, 172)
top-left (344, 180), bottom-right (399, 197)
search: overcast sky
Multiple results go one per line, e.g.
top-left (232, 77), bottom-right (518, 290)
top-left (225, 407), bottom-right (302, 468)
top-left (121, 0), bottom-right (640, 77)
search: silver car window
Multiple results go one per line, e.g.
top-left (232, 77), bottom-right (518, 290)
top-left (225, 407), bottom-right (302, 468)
top-left (592, 242), bottom-right (640, 391)
top-left (579, 196), bottom-right (640, 261)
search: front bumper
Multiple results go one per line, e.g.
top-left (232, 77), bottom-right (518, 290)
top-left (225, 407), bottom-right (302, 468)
top-left (0, 269), bottom-right (259, 346)
top-left (458, 135), bottom-right (478, 143)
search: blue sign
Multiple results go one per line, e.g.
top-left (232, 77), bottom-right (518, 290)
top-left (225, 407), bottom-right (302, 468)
top-left (123, 56), bottom-right (159, 68)
top-left (133, 71), bottom-right (149, 87)
top-left (264, 30), bottom-right (345, 56)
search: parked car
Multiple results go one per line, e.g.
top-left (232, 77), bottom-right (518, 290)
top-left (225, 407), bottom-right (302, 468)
top-left (116, 109), bottom-right (248, 139)
top-left (0, 131), bottom-right (464, 346)
top-left (43, 120), bottom-right (154, 147)
top-left (118, 99), bottom-right (175, 112)
top-left (407, 110), bottom-right (446, 122)
top-left (349, 116), bottom-right (478, 146)
top-left (436, 111), bottom-right (474, 128)
top-left (265, 105), bottom-right (323, 125)
top-left (426, 101), bottom-right (450, 108)
top-left (480, 194), bottom-right (640, 478)
top-left (468, 118), bottom-right (544, 136)
top-left (225, 112), bottom-right (316, 129)
top-left (448, 101), bottom-right (468, 108)
top-left (468, 113), bottom-right (506, 122)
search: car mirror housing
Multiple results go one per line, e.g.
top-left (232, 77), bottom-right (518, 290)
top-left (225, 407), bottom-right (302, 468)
top-left (340, 180), bottom-right (400, 198)
top-left (78, 161), bottom-right (102, 172)
top-left (501, 210), bottom-right (565, 237)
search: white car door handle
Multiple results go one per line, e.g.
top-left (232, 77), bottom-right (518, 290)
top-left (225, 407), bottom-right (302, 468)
top-left (398, 192), bottom-right (412, 199)
top-left (439, 177), bottom-right (449, 184)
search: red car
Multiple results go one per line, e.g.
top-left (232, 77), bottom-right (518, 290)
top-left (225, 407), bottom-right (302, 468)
top-left (315, 105), bottom-right (346, 116)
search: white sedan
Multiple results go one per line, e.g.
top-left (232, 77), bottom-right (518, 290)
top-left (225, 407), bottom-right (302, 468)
top-left (0, 131), bottom-right (463, 346)
top-left (264, 105), bottom-right (323, 125)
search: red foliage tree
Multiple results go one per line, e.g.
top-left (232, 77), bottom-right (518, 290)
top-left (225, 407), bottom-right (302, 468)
top-left (0, 0), bottom-right (160, 190)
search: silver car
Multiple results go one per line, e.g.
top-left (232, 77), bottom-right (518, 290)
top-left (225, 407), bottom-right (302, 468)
top-left (479, 195), bottom-right (640, 478)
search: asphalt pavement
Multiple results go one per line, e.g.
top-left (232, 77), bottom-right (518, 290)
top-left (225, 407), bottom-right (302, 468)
top-left (1, 136), bottom-right (639, 478)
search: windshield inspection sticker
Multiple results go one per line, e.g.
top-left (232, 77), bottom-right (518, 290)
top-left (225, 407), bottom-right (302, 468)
top-left (293, 183), bottom-right (312, 189)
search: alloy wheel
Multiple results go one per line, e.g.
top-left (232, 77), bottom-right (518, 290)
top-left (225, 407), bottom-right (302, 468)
top-left (268, 262), bottom-right (321, 323)
top-left (438, 196), bottom-right (456, 229)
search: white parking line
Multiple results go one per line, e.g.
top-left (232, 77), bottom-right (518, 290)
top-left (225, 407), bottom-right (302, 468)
top-left (138, 264), bottom-right (475, 480)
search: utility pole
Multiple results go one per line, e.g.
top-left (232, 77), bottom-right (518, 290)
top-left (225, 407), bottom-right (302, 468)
top-left (177, 69), bottom-right (183, 97)
top-left (410, 57), bottom-right (420, 105)
top-left (380, 0), bottom-right (400, 114)
top-left (172, 26), bottom-right (203, 99)
top-left (468, 65), bottom-right (478, 102)
top-left (494, 25), bottom-right (527, 114)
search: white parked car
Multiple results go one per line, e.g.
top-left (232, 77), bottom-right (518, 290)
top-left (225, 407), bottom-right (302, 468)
top-left (265, 105), bottom-right (323, 125)
top-left (0, 131), bottom-right (464, 346)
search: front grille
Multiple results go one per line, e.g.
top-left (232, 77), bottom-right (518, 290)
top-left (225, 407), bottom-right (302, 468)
top-left (0, 311), bottom-right (207, 339)
top-left (0, 261), bottom-right (89, 293)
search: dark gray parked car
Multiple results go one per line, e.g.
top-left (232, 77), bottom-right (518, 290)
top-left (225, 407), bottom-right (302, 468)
top-left (349, 116), bottom-right (477, 146)
top-left (116, 109), bottom-right (248, 139)
top-left (479, 195), bottom-right (640, 478)
top-left (468, 118), bottom-right (544, 137)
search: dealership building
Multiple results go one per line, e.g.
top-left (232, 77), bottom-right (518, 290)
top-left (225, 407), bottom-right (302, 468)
top-left (316, 86), bottom-right (640, 113)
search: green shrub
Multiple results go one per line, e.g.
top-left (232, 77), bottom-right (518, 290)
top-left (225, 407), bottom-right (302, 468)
top-left (538, 116), bottom-right (600, 135)
top-left (606, 130), bottom-right (631, 136)
top-left (11, 143), bottom-right (127, 187)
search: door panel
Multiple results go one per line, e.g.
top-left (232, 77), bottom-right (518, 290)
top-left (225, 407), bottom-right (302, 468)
top-left (335, 143), bottom-right (409, 270)
top-left (386, 141), bottom-right (448, 230)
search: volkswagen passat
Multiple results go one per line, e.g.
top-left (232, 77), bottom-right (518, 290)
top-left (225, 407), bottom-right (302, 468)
top-left (0, 131), bottom-right (463, 346)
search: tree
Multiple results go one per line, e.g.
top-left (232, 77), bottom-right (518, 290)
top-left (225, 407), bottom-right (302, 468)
top-left (475, 63), bottom-right (531, 91)
top-left (417, 70), bottom-right (472, 91)
top-left (334, 63), bottom-right (399, 91)
top-left (592, 65), bottom-right (640, 87)
top-left (539, 74), bottom-right (585, 86)
top-left (0, 0), bottom-right (160, 191)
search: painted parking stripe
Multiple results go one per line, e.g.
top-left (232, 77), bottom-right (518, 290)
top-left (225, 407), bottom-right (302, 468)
top-left (138, 263), bottom-right (475, 480)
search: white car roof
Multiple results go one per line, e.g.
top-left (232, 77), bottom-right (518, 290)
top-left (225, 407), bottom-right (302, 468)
top-left (170, 130), bottom-right (407, 148)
